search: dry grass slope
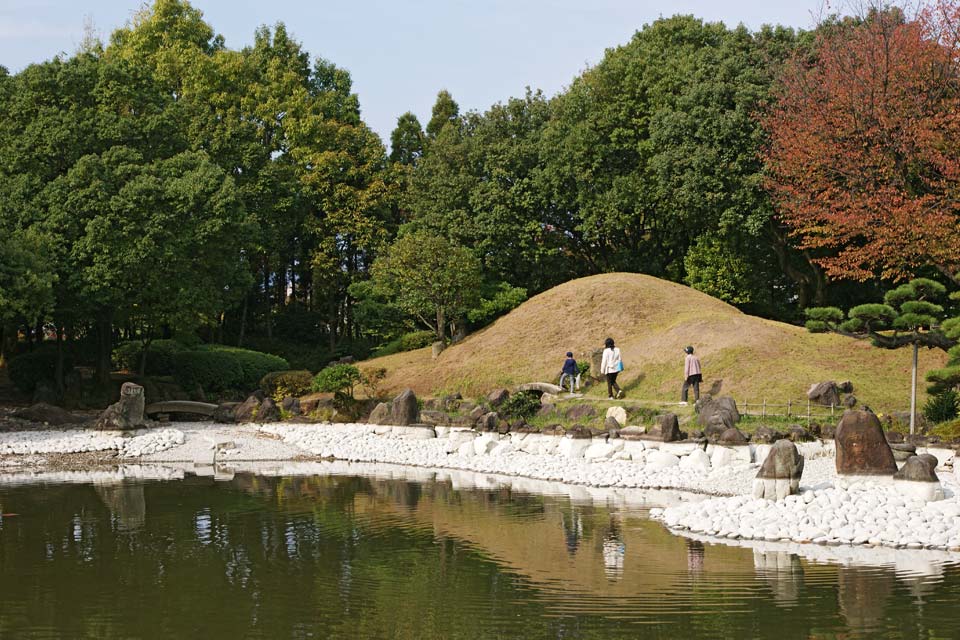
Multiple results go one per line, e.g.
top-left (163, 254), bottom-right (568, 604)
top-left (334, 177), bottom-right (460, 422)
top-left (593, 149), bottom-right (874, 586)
top-left (363, 273), bottom-right (945, 412)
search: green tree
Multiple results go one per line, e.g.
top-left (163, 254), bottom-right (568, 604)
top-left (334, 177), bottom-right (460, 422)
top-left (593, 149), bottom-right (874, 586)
top-left (389, 112), bottom-right (425, 166)
top-left (370, 231), bottom-right (482, 344)
top-left (806, 278), bottom-right (955, 432)
top-left (425, 89), bottom-right (459, 139)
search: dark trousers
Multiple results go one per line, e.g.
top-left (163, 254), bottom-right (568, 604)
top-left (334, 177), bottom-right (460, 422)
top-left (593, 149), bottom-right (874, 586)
top-left (606, 372), bottom-right (621, 398)
top-left (682, 374), bottom-right (702, 402)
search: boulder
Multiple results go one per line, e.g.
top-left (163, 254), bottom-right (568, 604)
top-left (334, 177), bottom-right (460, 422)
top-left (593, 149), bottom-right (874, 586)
top-left (834, 410), bottom-right (897, 476)
top-left (619, 425), bottom-right (646, 440)
top-left (391, 389), bottom-right (419, 426)
top-left (419, 410), bottom-right (450, 426)
top-left (605, 406), bottom-right (628, 427)
top-left (659, 413), bottom-right (682, 442)
top-left (894, 455), bottom-right (944, 501)
top-left (469, 405), bottom-right (486, 420)
top-left (478, 412), bottom-right (499, 432)
top-left (235, 395), bottom-right (262, 423)
top-left (213, 402), bottom-right (240, 424)
top-left (718, 428), bottom-right (748, 446)
top-left (590, 349), bottom-right (604, 380)
top-left (486, 388), bottom-right (510, 407)
top-left (696, 396), bottom-right (740, 430)
top-left (703, 418), bottom-right (728, 443)
top-left (431, 341), bottom-right (445, 358)
top-left (603, 416), bottom-right (621, 432)
top-left (843, 395), bottom-right (858, 408)
top-left (786, 425), bottom-right (814, 443)
top-left (11, 402), bottom-right (86, 425)
top-left (537, 403), bottom-right (556, 417)
top-left (281, 397), bottom-right (301, 416)
top-left (565, 404), bottom-right (597, 421)
top-left (257, 397), bottom-right (281, 422)
top-left (889, 443), bottom-right (917, 462)
top-left (753, 439), bottom-right (804, 500)
top-left (838, 381), bottom-right (854, 394)
top-left (368, 402), bottom-right (391, 425)
top-left (567, 425), bottom-right (593, 439)
top-left (541, 424), bottom-right (566, 436)
top-left (95, 383), bottom-right (146, 431)
top-left (885, 430), bottom-right (905, 444)
top-left (807, 381), bottom-right (841, 407)
top-left (752, 425), bottom-right (784, 444)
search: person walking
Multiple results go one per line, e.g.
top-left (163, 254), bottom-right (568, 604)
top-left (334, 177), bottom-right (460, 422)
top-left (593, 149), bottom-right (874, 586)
top-left (681, 345), bottom-right (701, 404)
top-left (600, 337), bottom-right (623, 399)
top-left (560, 351), bottom-right (579, 393)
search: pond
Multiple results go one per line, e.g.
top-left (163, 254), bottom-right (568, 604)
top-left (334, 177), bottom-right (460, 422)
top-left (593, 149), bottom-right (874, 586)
top-left (1, 467), bottom-right (959, 639)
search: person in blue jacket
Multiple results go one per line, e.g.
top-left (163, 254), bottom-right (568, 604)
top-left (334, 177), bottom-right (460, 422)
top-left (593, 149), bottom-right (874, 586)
top-left (560, 351), bottom-right (578, 393)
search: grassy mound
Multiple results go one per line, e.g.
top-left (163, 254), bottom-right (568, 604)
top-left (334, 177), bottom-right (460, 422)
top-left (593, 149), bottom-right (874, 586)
top-left (363, 273), bottom-right (946, 412)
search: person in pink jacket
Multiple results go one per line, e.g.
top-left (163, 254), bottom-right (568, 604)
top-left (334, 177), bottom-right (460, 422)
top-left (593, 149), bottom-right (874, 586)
top-left (681, 345), bottom-right (701, 404)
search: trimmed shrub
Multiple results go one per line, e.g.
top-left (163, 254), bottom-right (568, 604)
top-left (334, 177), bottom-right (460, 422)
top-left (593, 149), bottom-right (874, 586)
top-left (172, 350), bottom-right (245, 392)
top-left (312, 364), bottom-right (362, 398)
top-left (924, 390), bottom-right (959, 424)
top-left (8, 348), bottom-right (74, 394)
top-left (197, 345), bottom-right (289, 391)
top-left (499, 391), bottom-right (541, 420)
top-left (112, 339), bottom-right (187, 375)
top-left (260, 370), bottom-right (313, 401)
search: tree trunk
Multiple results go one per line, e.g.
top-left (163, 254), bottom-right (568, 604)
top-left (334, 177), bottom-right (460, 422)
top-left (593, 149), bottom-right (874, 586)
top-left (910, 340), bottom-right (919, 435)
top-left (55, 325), bottom-right (65, 394)
top-left (436, 306), bottom-right (446, 345)
top-left (95, 316), bottom-right (113, 389)
top-left (237, 295), bottom-right (248, 347)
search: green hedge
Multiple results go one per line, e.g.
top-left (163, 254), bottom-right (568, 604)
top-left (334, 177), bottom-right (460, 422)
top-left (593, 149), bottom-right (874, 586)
top-left (260, 370), bottom-right (313, 399)
top-left (112, 339), bottom-right (187, 375)
top-left (8, 348), bottom-right (73, 394)
top-left (173, 346), bottom-right (289, 392)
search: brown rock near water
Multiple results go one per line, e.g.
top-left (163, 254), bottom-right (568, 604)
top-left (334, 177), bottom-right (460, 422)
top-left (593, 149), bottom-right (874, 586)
top-left (696, 396), bottom-right (740, 430)
top-left (391, 389), bottom-right (419, 426)
top-left (719, 427), bottom-right (749, 445)
top-left (835, 410), bottom-right (897, 476)
top-left (258, 397), bottom-right (280, 422)
top-left (11, 402), bottom-right (87, 426)
top-left (95, 383), bottom-right (146, 431)
top-left (235, 395), bottom-right (262, 423)
top-left (654, 413), bottom-right (681, 442)
top-left (213, 402), bottom-right (240, 423)
top-left (368, 402), bottom-right (390, 425)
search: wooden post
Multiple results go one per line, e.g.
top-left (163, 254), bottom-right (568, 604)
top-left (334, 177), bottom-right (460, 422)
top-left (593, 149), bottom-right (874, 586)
top-left (762, 399), bottom-right (766, 418)
top-left (787, 399), bottom-right (792, 417)
top-left (744, 401), bottom-right (748, 416)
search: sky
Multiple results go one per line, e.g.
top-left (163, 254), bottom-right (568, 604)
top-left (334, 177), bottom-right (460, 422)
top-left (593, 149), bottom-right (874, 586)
top-left (0, 0), bottom-right (820, 147)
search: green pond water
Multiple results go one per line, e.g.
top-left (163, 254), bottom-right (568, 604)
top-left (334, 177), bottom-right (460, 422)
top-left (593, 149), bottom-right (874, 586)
top-left (1, 472), bottom-right (959, 640)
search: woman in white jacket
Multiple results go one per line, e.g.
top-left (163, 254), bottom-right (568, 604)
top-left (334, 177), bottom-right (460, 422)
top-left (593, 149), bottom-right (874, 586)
top-left (600, 337), bottom-right (623, 399)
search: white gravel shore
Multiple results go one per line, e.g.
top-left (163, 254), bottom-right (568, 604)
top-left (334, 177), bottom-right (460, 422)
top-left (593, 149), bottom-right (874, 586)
top-left (2, 420), bottom-right (959, 555)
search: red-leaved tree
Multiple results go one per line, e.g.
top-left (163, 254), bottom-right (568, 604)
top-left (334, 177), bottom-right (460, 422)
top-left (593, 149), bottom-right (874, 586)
top-left (764, 2), bottom-right (960, 285)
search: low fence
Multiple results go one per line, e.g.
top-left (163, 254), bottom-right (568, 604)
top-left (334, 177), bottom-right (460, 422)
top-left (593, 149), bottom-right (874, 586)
top-left (738, 399), bottom-right (841, 423)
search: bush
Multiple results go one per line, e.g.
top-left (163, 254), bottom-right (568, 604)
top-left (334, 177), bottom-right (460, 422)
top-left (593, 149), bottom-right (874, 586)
top-left (260, 370), bottom-right (313, 401)
top-left (172, 350), bottom-right (245, 392)
top-left (312, 364), bottom-right (362, 398)
top-left (371, 330), bottom-right (436, 358)
top-left (924, 390), bottom-right (960, 424)
top-left (196, 345), bottom-right (289, 391)
top-left (499, 391), bottom-right (541, 420)
top-left (8, 348), bottom-right (73, 394)
top-left (112, 339), bottom-right (187, 375)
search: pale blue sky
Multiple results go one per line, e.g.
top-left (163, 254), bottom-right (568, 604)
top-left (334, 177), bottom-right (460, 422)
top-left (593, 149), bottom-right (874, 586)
top-left (0, 1), bottom-right (819, 146)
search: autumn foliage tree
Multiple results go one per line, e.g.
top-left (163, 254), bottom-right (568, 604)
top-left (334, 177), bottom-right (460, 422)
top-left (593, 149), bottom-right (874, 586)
top-left (764, 2), bottom-right (960, 285)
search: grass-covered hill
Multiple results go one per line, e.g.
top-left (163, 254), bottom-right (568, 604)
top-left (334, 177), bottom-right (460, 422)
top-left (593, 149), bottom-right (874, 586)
top-left (364, 273), bottom-right (946, 412)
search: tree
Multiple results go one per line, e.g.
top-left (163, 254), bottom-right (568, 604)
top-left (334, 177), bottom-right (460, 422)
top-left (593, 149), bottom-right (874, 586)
top-left (370, 231), bottom-right (481, 344)
top-left (425, 89), bottom-right (459, 139)
top-left (806, 278), bottom-right (956, 432)
top-left (764, 4), bottom-right (960, 285)
top-left (389, 112), bottom-right (424, 166)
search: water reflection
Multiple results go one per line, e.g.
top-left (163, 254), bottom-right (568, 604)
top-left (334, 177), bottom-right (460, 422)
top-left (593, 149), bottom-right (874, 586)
top-left (0, 467), bottom-right (959, 639)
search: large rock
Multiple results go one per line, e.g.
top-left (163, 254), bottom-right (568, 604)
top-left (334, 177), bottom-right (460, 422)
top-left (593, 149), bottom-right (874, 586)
top-left (718, 427), bottom-right (748, 445)
top-left (11, 403), bottom-right (86, 425)
top-left (894, 455), bottom-right (944, 501)
top-left (478, 412), bottom-right (499, 432)
top-left (648, 413), bottom-right (681, 442)
top-left (235, 395), bottom-right (262, 423)
top-left (696, 396), bottom-right (740, 430)
top-left (419, 410), bottom-right (451, 426)
top-left (486, 388), bottom-right (510, 408)
top-left (753, 439), bottom-right (804, 500)
top-left (281, 396), bottom-right (301, 416)
top-left (95, 383), bottom-right (146, 431)
top-left (391, 389), bottom-right (419, 426)
top-left (213, 402), bottom-right (240, 423)
top-left (889, 443), bottom-right (917, 462)
top-left (834, 410), bottom-right (897, 476)
top-left (752, 425), bottom-right (785, 444)
top-left (368, 402), bottom-right (391, 425)
top-left (258, 397), bottom-right (280, 422)
top-left (605, 406), bottom-right (628, 427)
top-left (619, 425), bottom-right (646, 440)
top-left (565, 404), bottom-right (597, 421)
top-left (807, 381), bottom-right (841, 407)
